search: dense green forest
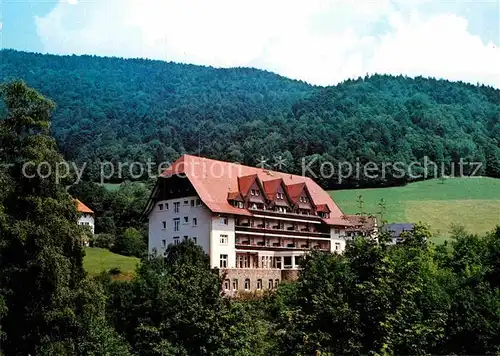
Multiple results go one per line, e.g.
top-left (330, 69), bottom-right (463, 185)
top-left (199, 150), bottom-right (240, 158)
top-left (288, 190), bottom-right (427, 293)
top-left (1, 81), bottom-right (499, 355)
top-left (1, 49), bottom-right (498, 188)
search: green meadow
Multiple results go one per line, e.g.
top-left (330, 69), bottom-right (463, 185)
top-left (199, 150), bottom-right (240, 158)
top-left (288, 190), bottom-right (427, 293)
top-left (330, 177), bottom-right (500, 242)
top-left (83, 247), bottom-right (139, 278)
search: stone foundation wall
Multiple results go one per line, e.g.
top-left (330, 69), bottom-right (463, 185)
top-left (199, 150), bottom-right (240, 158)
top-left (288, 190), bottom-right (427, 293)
top-left (281, 269), bottom-right (300, 281)
top-left (222, 268), bottom-right (282, 292)
top-left (221, 268), bottom-right (302, 295)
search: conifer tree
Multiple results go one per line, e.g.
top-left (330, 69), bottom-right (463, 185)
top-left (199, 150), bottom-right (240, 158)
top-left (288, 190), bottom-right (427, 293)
top-left (0, 80), bottom-right (85, 354)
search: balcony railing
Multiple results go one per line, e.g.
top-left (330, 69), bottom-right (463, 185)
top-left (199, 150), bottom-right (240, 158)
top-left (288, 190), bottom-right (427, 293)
top-left (235, 241), bottom-right (329, 251)
top-left (247, 207), bottom-right (327, 222)
top-left (235, 224), bottom-right (331, 238)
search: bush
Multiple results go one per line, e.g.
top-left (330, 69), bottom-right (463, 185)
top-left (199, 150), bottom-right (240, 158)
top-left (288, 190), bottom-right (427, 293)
top-left (93, 233), bottom-right (116, 249)
top-left (112, 227), bottom-right (146, 257)
top-left (109, 267), bottom-right (121, 276)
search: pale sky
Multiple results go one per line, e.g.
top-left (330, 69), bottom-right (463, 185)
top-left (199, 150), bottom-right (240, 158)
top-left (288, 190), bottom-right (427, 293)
top-left (3, 0), bottom-right (500, 87)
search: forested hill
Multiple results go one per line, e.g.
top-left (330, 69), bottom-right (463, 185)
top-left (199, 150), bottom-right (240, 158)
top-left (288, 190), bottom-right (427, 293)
top-left (291, 75), bottom-right (500, 187)
top-left (1, 49), bottom-right (499, 188)
top-left (0, 49), bottom-right (315, 164)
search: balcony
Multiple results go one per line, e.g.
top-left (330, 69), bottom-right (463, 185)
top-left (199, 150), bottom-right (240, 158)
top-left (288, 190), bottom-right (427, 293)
top-left (235, 239), bottom-right (329, 251)
top-left (235, 223), bottom-right (331, 239)
top-left (247, 207), bottom-right (326, 222)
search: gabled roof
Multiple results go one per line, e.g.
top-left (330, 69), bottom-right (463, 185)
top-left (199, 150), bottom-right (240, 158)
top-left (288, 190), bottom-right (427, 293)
top-left (286, 182), bottom-right (306, 202)
top-left (157, 155), bottom-right (350, 226)
top-left (262, 178), bottom-right (293, 206)
top-left (286, 182), bottom-right (314, 207)
top-left (381, 223), bottom-right (415, 238)
top-left (74, 199), bottom-right (93, 214)
top-left (262, 178), bottom-right (281, 198)
top-left (238, 174), bottom-right (260, 197)
top-left (227, 191), bottom-right (244, 201)
top-left (345, 214), bottom-right (377, 232)
top-left (316, 204), bottom-right (331, 213)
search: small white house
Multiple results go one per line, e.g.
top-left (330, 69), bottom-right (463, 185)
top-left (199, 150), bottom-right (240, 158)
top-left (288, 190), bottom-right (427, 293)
top-left (74, 199), bottom-right (95, 245)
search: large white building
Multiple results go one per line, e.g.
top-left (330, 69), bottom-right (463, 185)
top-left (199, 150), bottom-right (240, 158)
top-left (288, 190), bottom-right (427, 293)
top-left (145, 155), bottom-right (352, 292)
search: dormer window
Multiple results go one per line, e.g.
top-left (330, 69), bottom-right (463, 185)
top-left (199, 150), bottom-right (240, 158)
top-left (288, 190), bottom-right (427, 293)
top-left (250, 189), bottom-right (260, 197)
top-left (158, 203), bottom-right (164, 211)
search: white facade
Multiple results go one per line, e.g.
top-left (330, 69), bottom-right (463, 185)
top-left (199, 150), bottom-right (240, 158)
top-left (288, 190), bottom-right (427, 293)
top-left (148, 196), bottom-right (212, 257)
top-left (209, 215), bottom-right (237, 269)
top-left (330, 227), bottom-right (347, 253)
top-left (78, 213), bottom-right (95, 234)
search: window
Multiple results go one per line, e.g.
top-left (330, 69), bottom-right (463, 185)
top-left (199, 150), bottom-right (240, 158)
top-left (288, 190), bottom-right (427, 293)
top-left (174, 202), bottom-right (180, 213)
top-left (257, 279), bottom-right (262, 290)
top-left (173, 218), bottom-right (180, 231)
top-left (165, 203), bottom-right (169, 210)
top-left (162, 221), bottom-right (167, 229)
top-left (224, 279), bottom-right (230, 291)
top-left (183, 216), bottom-right (189, 224)
top-left (158, 203), bottom-right (164, 211)
top-left (196, 198), bottom-right (201, 206)
top-left (162, 239), bottom-right (166, 248)
top-left (255, 190), bottom-right (260, 196)
top-left (268, 279), bottom-right (273, 289)
top-left (244, 278), bottom-right (250, 290)
top-left (220, 217), bottom-right (228, 225)
top-left (284, 256), bottom-right (292, 267)
top-left (220, 254), bottom-right (228, 268)
top-left (183, 200), bottom-right (189, 205)
top-left (173, 237), bottom-right (179, 245)
top-left (237, 201), bottom-right (244, 208)
top-left (183, 235), bottom-right (188, 241)
top-left (275, 279), bottom-right (279, 288)
top-left (192, 217), bottom-right (197, 226)
top-left (192, 237), bottom-right (197, 244)
top-left (295, 256), bottom-right (303, 267)
top-left (251, 189), bottom-right (256, 196)
top-left (237, 255), bottom-right (249, 268)
top-left (191, 199), bottom-right (195, 207)
top-left (220, 234), bottom-right (228, 244)
top-left (232, 279), bottom-right (238, 291)
top-left (335, 242), bottom-right (341, 251)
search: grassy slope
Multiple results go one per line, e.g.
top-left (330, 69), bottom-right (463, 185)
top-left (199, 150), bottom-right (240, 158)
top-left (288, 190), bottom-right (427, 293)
top-left (84, 247), bottom-right (139, 278)
top-left (330, 178), bottom-right (500, 241)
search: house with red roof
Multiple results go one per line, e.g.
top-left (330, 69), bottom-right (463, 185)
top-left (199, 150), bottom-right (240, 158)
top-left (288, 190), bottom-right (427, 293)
top-left (145, 155), bottom-right (352, 292)
top-left (74, 199), bottom-right (95, 244)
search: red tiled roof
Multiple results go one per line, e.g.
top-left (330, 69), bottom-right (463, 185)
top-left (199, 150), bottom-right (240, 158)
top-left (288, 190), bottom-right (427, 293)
top-left (160, 155), bottom-right (350, 226)
top-left (316, 204), bottom-right (331, 213)
top-left (73, 199), bottom-right (93, 214)
top-left (344, 214), bottom-right (377, 232)
top-left (286, 182), bottom-right (306, 203)
top-left (262, 178), bottom-right (282, 200)
top-left (227, 191), bottom-right (244, 201)
top-left (238, 174), bottom-right (259, 197)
